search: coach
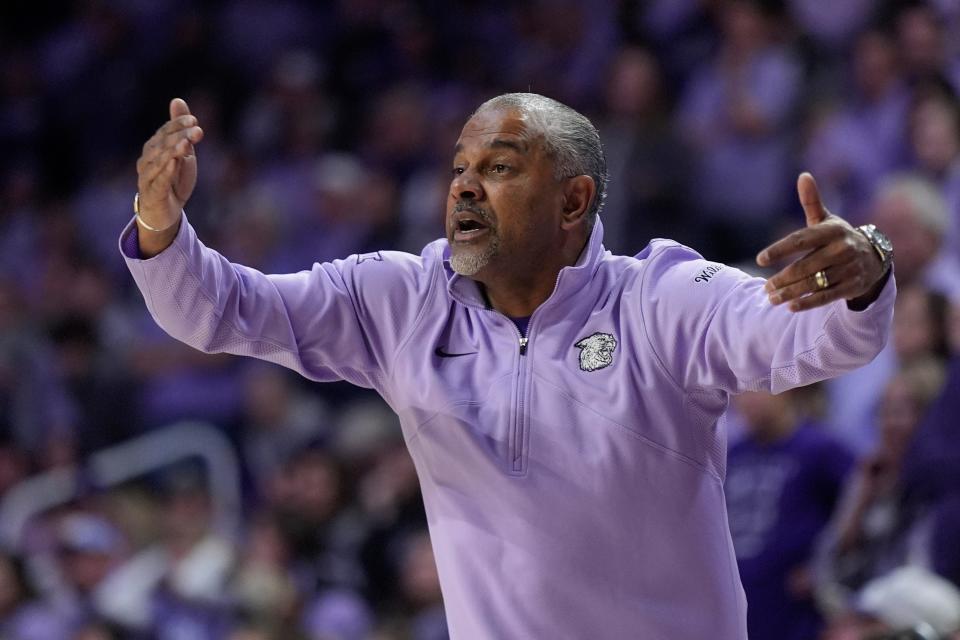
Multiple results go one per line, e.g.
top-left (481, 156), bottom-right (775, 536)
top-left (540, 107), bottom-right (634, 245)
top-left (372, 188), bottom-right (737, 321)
top-left (122, 94), bottom-right (894, 639)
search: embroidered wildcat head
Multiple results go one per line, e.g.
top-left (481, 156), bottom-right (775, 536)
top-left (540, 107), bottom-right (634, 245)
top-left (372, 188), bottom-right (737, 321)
top-left (575, 332), bottom-right (617, 372)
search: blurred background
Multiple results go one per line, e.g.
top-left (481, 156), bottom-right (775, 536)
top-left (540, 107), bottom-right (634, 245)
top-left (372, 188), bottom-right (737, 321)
top-left (2, 0), bottom-right (960, 638)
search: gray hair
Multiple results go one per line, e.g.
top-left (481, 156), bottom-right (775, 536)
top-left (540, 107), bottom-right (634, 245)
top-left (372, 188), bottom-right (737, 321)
top-left (473, 93), bottom-right (608, 231)
top-left (876, 173), bottom-right (949, 236)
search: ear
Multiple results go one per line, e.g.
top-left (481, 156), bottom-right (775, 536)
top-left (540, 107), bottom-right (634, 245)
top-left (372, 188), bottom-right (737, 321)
top-left (560, 175), bottom-right (595, 230)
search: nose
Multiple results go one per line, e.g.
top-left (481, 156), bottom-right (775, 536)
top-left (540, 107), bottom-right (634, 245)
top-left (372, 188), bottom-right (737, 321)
top-left (450, 168), bottom-right (484, 201)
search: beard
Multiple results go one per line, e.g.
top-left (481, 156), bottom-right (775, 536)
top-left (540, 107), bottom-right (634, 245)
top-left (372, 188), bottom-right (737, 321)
top-left (448, 202), bottom-right (500, 276)
top-left (450, 231), bottom-right (501, 276)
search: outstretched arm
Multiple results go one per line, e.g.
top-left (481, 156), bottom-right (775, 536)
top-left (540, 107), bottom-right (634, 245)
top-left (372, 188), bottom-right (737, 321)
top-left (121, 100), bottom-right (431, 392)
top-left (640, 173), bottom-right (895, 395)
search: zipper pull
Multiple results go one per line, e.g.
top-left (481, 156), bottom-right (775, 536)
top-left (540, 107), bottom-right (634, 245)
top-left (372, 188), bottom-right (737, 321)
top-left (519, 336), bottom-right (528, 355)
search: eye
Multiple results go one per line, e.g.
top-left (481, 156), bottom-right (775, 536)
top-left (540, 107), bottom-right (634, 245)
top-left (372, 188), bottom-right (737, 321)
top-left (452, 166), bottom-right (465, 176)
top-left (491, 164), bottom-right (509, 174)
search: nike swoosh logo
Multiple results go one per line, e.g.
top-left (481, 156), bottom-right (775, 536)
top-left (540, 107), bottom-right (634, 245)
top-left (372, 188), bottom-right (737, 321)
top-left (434, 346), bottom-right (478, 358)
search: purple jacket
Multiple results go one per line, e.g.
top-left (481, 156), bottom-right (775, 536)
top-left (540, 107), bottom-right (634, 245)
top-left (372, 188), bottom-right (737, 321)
top-left (121, 214), bottom-right (894, 639)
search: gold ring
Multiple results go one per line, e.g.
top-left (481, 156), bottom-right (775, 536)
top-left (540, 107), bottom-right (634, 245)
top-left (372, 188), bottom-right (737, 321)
top-left (814, 270), bottom-right (829, 290)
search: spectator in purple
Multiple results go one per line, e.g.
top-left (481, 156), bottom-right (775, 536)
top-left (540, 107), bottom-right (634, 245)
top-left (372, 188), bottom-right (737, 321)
top-left (908, 80), bottom-right (960, 263)
top-left (895, 2), bottom-right (960, 92)
top-left (677, 0), bottom-right (802, 261)
top-left (815, 358), bottom-right (946, 611)
top-left (725, 386), bottom-right (854, 640)
top-left (595, 45), bottom-right (692, 253)
top-left (803, 28), bottom-right (911, 223)
top-left (826, 178), bottom-right (959, 453)
top-left (901, 299), bottom-right (960, 588)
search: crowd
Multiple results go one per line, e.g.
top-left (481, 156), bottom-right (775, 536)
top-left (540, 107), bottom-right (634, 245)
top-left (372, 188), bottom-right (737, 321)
top-left (2, 0), bottom-right (960, 638)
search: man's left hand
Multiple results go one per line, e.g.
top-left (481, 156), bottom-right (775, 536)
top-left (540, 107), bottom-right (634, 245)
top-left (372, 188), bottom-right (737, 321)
top-left (756, 172), bottom-right (887, 312)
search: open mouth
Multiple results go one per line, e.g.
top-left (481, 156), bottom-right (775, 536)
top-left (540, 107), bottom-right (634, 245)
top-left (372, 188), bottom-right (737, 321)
top-left (452, 212), bottom-right (491, 242)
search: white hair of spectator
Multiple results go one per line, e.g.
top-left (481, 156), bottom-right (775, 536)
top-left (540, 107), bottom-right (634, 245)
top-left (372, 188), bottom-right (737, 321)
top-left (474, 93), bottom-right (608, 231)
top-left (877, 173), bottom-right (949, 236)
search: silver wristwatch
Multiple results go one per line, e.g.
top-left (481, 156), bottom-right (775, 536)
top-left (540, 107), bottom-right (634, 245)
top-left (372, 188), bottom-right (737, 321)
top-left (857, 224), bottom-right (893, 276)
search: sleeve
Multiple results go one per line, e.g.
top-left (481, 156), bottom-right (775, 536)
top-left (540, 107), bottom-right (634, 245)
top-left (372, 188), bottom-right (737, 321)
top-left (119, 213), bottom-right (435, 391)
top-left (638, 242), bottom-right (895, 395)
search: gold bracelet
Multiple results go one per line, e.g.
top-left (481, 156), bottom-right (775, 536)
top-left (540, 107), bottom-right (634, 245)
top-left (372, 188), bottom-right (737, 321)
top-left (133, 192), bottom-right (178, 233)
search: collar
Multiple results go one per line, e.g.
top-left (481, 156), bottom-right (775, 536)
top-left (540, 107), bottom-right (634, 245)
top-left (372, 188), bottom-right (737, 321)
top-left (443, 217), bottom-right (607, 311)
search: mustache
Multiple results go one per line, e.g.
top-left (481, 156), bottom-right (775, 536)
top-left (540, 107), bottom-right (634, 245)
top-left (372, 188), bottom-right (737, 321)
top-left (452, 202), bottom-right (496, 226)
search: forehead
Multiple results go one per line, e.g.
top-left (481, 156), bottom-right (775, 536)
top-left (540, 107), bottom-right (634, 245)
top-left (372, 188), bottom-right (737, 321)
top-left (454, 107), bottom-right (542, 153)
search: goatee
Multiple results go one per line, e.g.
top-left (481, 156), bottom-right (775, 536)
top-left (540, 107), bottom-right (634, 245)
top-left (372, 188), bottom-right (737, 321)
top-left (450, 233), bottom-right (500, 276)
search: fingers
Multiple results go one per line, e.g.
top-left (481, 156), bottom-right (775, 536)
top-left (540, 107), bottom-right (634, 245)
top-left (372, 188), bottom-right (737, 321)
top-left (763, 233), bottom-right (859, 292)
top-left (756, 222), bottom-right (844, 267)
top-left (782, 272), bottom-right (864, 312)
top-left (767, 259), bottom-right (865, 310)
top-left (170, 97), bottom-right (191, 120)
top-left (138, 134), bottom-right (201, 189)
top-left (137, 120), bottom-right (204, 188)
top-left (141, 115), bottom-right (201, 155)
top-left (798, 172), bottom-right (827, 227)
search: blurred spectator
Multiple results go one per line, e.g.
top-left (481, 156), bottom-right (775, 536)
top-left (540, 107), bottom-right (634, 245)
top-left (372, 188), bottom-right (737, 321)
top-left (128, 320), bottom-right (248, 431)
top-left (239, 363), bottom-right (330, 498)
top-left (907, 80), bottom-right (960, 261)
top-left (595, 46), bottom-right (691, 253)
top-left (367, 530), bottom-right (446, 640)
top-left (47, 313), bottom-right (137, 455)
top-left (857, 178), bottom-right (956, 379)
top-left (803, 28), bottom-right (910, 222)
top-left (35, 512), bottom-right (129, 637)
top-left (725, 386), bottom-right (853, 640)
top-left (635, 0), bottom-right (713, 82)
top-left (229, 513), bottom-right (300, 636)
top-left (678, 0), bottom-right (802, 261)
top-left (827, 178), bottom-right (957, 454)
top-left (0, 277), bottom-right (74, 454)
top-left (900, 300), bottom-right (960, 587)
top-left (508, 0), bottom-right (619, 109)
top-left (266, 447), bottom-right (364, 595)
top-left (147, 480), bottom-right (236, 640)
top-left (815, 358), bottom-right (946, 613)
top-left (895, 2), bottom-right (960, 90)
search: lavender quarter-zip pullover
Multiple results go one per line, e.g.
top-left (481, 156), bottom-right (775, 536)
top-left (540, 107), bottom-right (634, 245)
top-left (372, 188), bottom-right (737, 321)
top-left (121, 214), bottom-right (894, 639)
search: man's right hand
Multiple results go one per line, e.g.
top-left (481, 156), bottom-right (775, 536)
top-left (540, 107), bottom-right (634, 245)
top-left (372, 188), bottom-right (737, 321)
top-left (135, 98), bottom-right (204, 257)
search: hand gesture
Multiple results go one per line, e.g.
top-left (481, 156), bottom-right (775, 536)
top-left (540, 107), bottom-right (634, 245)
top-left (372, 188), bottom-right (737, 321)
top-left (757, 173), bottom-right (886, 312)
top-left (135, 98), bottom-right (204, 240)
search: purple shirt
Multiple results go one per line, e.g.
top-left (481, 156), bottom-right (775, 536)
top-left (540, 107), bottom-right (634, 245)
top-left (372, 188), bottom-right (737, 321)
top-left (121, 214), bottom-right (894, 639)
top-left (726, 421), bottom-right (854, 640)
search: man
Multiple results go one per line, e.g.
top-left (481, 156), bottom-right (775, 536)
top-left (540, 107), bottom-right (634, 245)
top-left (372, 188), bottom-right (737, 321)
top-left (123, 94), bottom-right (894, 639)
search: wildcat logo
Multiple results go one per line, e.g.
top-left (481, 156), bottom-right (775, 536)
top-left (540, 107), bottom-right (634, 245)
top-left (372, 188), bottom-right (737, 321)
top-left (575, 332), bottom-right (617, 372)
top-left (694, 264), bottom-right (725, 283)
